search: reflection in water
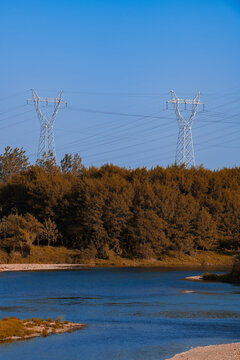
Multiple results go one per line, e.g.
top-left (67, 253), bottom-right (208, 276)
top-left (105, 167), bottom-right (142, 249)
top-left (47, 296), bottom-right (104, 300)
top-left (0, 268), bottom-right (239, 360)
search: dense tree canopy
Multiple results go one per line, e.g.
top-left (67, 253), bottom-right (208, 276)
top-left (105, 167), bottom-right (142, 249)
top-left (0, 147), bottom-right (240, 260)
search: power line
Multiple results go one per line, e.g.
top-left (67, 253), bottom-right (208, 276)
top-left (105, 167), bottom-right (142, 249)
top-left (0, 117), bottom-right (34, 131)
top-left (0, 90), bottom-right (28, 103)
top-left (0, 104), bottom-right (27, 117)
top-left (0, 109), bottom-right (34, 123)
top-left (64, 90), bottom-right (168, 98)
top-left (68, 106), bottom-right (170, 120)
top-left (56, 109), bottom-right (169, 151)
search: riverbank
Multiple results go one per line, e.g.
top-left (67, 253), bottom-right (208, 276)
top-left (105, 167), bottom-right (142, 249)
top-left (0, 264), bottom-right (91, 272)
top-left (94, 250), bottom-right (234, 268)
top-left (0, 246), bottom-right (235, 268)
top-left (184, 275), bottom-right (203, 281)
top-left (202, 254), bottom-right (240, 284)
top-left (165, 342), bottom-right (240, 359)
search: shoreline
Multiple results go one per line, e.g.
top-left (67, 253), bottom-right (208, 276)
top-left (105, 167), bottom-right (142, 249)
top-left (165, 342), bottom-right (240, 360)
top-left (0, 247), bottom-right (234, 269)
top-left (184, 275), bottom-right (203, 281)
top-left (0, 264), bottom-right (93, 272)
top-left (0, 263), bottom-right (231, 273)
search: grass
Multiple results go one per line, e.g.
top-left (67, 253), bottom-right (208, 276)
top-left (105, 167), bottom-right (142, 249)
top-left (94, 250), bottom-right (234, 267)
top-left (0, 317), bottom-right (83, 342)
top-left (0, 246), bottom-right (85, 264)
top-left (202, 255), bottom-right (240, 284)
top-left (0, 246), bottom-right (235, 267)
top-left (0, 317), bottom-right (33, 340)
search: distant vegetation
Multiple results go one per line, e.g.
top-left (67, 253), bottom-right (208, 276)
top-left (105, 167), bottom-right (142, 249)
top-left (203, 255), bottom-right (240, 283)
top-left (0, 146), bottom-right (239, 263)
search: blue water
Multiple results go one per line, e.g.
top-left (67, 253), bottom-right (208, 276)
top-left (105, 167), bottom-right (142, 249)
top-left (0, 267), bottom-right (240, 360)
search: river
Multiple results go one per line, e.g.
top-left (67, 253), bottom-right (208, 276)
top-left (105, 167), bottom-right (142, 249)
top-left (0, 267), bottom-right (239, 360)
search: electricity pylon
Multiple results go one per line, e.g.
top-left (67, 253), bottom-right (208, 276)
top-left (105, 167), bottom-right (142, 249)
top-left (167, 90), bottom-right (204, 168)
top-left (27, 89), bottom-right (67, 161)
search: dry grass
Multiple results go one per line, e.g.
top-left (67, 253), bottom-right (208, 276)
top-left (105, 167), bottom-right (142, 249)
top-left (0, 317), bottom-right (85, 342)
top-left (0, 317), bottom-right (33, 340)
top-left (95, 250), bottom-right (234, 267)
top-left (203, 255), bottom-right (240, 284)
top-left (0, 246), bottom-right (235, 267)
top-left (0, 246), bottom-right (85, 264)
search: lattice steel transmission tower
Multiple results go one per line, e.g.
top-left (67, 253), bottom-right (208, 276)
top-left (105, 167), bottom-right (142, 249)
top-left (167, 90), bottom-right (204, 168)
top-left (27, 89), bottom-right (67, 161)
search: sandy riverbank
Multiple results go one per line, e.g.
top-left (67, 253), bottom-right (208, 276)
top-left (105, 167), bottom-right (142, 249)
top-left (0, 264), bottom-right (231, 273)
top-left (184, 275), bottom-right (203, 281)
top-left (165, 342), bottom-right (240, 360)
top-left (0, 264), bottom-right (92, 272)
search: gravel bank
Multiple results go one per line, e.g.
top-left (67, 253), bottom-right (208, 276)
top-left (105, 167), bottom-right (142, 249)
top-left (184, 275), bottom-right (203, 281)
top-left (0, 264), bottom-right (91, 272)
top-left (165, 343), bottom-right (240, 360)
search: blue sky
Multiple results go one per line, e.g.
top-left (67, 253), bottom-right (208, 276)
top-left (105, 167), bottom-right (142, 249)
top-left (1, 0), bottom-right (240, 169)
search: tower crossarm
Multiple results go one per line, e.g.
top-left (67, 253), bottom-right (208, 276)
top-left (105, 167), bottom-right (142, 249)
top-left (167, 98), bottom-right (204, 105)
top-left (167, 90), bottom-right (203, 106)
top-left (27, 94), bottom-right (67, 105)
top-left (27, 98), bottom-right (66, 103)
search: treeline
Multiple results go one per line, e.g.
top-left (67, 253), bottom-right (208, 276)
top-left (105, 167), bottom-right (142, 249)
top-left (0, 146), bottom-right (240, 260)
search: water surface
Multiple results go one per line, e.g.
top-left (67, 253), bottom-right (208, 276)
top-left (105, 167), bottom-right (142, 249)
top-left (0, 267), bottom-right (239, 360)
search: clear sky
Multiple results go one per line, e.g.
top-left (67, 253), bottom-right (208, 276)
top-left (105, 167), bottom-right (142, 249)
top-left (1, 0), bottom-right (240, 169)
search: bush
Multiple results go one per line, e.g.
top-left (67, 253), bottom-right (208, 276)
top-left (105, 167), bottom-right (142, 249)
top-left (202, 272), bottom-right (221, 281)
top-left (0, 316), bottom-right (73, 341)
top-left (42, 329), bottom-right (48, 337)
top-left (32, 318), bottom-right (44, 326)
top-left (0, 317), bottom-right (26, 340)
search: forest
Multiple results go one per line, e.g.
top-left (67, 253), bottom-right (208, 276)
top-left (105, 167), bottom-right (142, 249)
top-left (0, 146), bottom-right (239, 262)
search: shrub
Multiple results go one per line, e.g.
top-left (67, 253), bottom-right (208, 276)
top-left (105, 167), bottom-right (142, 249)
top-left (42, 329), bottom-right (48, 337)
top-left (202, 273), bottom-right (221, 281)
top-left (0, 317), bottom-right (26, 340)
top-left (55, 315), bottom-right (63, 322)
top-left (32, 318), bottom-right (44, 326)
